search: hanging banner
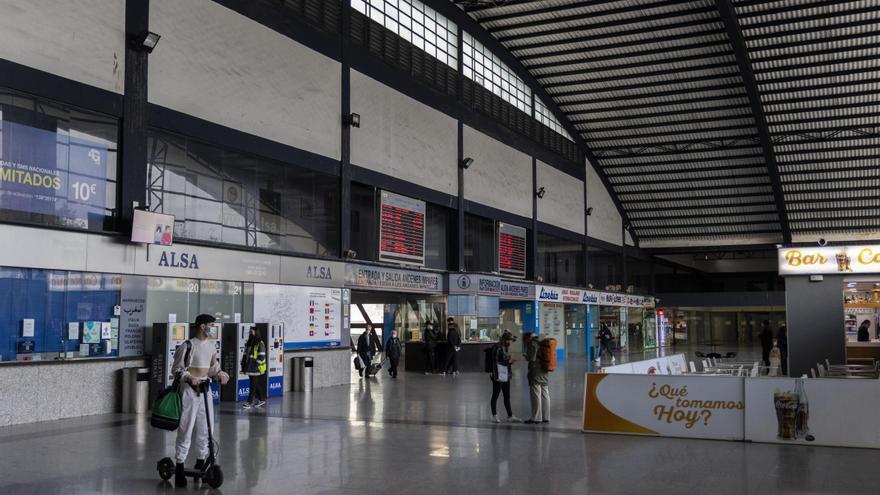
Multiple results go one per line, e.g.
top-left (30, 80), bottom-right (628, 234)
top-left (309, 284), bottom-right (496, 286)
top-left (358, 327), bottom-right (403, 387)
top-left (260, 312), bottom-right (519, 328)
top-left (779, 245), bottom-right (880, 275)
top-left (583, 373), bottom-right (745, 440)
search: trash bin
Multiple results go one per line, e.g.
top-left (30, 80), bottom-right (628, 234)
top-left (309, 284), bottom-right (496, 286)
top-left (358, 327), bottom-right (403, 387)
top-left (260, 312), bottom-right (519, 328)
top-left (295, 356), bottom-right (314, 392)
top-left (122, 367), bottom-right (150, 413)
top-left (290, 356), bottom-right (302, 391)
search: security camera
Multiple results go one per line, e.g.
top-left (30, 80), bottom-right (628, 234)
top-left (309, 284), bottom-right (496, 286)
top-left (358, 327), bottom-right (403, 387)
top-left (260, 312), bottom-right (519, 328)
top-left (818, 238), bottom-right (828, 247)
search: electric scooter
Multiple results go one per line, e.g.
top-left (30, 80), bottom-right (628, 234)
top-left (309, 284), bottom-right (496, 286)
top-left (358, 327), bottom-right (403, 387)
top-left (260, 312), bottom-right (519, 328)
top-left (157, 378), bottom-right (224, 488)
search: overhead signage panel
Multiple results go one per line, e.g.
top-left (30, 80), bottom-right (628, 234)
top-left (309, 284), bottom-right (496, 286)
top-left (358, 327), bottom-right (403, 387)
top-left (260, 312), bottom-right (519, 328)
top-left (344, 263), bottom-right (444, 293)
top-left (378, 190), bottom-right (426, 266)
top-left (778, 245), bottom-right (880, 275)
top-left (497, 222), bottom-right (527, 279)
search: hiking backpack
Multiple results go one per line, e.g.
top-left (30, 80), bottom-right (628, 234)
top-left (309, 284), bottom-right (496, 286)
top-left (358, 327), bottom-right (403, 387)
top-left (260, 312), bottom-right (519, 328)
top-left (539, 338), bottom-right (557, 372)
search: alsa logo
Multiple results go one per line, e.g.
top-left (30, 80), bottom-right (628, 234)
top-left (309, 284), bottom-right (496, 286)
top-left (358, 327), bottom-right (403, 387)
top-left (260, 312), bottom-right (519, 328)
top-left (238, 387), bottom-right (249, 396)
top-left (269, 381), bottom-right (282, 390)
top-left (158, 251), bottom-right (199, 269)
top-left (307, 265), bottom-right (332, 280)
top-left (539, 288), bottom-right (559, 300)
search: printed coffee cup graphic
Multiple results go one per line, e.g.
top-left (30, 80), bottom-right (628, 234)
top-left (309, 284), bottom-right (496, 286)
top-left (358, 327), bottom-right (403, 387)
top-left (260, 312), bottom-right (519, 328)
top-left (773, 379), bottom-right (814, 442)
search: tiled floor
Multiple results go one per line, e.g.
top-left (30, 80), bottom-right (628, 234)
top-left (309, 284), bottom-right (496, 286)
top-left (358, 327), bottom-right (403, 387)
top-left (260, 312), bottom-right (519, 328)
top-left (1, 345), bottom-right (873, 494)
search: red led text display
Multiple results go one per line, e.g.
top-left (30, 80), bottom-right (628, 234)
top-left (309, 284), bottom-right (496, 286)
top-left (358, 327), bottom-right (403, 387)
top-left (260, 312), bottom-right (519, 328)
top-left (498, 223), bottom-right (526, 278)
top-left (379, 191), bottom-right (426, 266)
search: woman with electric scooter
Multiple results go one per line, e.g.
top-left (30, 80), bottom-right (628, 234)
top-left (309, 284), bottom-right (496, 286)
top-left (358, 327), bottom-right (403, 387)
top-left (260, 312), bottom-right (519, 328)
top-left (167, 314), bottom-right (229, 488)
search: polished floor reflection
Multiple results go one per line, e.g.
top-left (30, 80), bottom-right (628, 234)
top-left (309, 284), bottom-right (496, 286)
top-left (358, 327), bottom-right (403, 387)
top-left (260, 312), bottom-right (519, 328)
top-left (1, 355), bottom-right (876, 494)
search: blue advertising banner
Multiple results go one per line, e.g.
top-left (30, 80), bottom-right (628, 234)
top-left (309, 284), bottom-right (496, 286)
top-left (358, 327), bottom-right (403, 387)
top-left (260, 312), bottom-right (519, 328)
top-left (0, 105), bottom-right (107, 226)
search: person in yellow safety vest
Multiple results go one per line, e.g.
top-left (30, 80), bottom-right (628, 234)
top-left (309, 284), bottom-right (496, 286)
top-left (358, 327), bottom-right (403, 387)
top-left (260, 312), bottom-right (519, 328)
top-left (241, 326), bottom-right (268, 409)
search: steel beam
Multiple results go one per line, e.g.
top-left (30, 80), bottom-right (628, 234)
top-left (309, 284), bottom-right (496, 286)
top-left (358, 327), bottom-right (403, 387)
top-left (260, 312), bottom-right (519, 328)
top-left (717, 0), bottom-right (790, 243)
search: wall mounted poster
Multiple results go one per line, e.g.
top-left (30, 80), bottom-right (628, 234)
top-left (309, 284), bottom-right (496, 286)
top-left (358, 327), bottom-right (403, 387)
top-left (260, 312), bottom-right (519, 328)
top-left (82, 321), bottom-right (101, 344)
top-left (539, 302), bottom-right (564, 343)
top-left (253, 284), bottom-right (342, 349)
top-left (0, 106), bottom-right (108, 228)
top-left (583, 373), bottom-right (745, 440)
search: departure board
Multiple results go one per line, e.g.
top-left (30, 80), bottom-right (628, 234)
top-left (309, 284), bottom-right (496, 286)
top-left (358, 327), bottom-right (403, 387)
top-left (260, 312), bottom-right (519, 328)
top-left (498, 222), bottom-right (527, 278)
top-left (379, 190), bottom-right (426, 266)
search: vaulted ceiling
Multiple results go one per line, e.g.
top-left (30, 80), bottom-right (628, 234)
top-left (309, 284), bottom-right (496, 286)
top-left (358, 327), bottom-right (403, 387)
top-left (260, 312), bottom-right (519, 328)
top-left (456, 0), bottom-right (880, 247)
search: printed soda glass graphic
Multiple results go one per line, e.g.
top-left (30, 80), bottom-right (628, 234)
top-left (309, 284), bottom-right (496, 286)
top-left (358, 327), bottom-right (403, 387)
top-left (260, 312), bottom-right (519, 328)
top-left (773, 378), bottom-right (813, 441)
top-left (836, 252), bottom-right (852, 272)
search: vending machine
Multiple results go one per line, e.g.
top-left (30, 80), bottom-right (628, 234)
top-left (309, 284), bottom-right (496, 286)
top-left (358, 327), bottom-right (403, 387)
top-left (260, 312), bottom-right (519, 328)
top-left (220, 322), bottom-right (284, 402)
top-left (150, 321), bottom-right (223, 404)
top-left (221, 323), bottom-right (264, 402)
top-left (267, 323), bottom-right (284, 398)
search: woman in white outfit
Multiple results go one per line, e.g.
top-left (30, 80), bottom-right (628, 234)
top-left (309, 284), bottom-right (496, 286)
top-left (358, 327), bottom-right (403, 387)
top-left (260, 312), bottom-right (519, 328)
top-left (170, 314), bottom-right (229, 487)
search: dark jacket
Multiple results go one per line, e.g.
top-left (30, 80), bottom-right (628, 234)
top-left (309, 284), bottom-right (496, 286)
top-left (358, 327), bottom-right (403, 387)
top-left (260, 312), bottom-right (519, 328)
top-left (241, 339), bottom-right (267, 376)
top-left (857, 324), bottom-right (870, 342)
top-left (357, 332), bottom-right (377, 355)
top-left (760, 326), bottom-right (774, 350)
top-left (447, 325), bottom-right (462, 348)
top-left (386, 336), bottom-right (402, 359)
top-left (424, 326), bottom-right (440, 349)
top-left (599, 327), bottom-right (612, 343)
top-left (490, 343), bottom-right (512, 382)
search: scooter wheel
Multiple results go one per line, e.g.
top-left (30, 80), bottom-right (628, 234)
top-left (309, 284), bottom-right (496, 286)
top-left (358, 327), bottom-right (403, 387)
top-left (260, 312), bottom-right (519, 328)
top-left (157, 457), bottom-right (175, 480)
top-left (205, 465), bottom-right (224, 488)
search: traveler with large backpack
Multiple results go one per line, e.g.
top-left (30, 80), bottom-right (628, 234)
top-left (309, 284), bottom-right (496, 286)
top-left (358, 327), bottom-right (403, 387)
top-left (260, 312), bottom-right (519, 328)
top-left (524, 333), bottom-right (553, 424)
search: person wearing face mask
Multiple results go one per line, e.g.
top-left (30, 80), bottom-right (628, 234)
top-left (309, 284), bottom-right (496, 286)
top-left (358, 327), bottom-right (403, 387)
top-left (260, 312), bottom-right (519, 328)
top-left (489, 331), bottom-right (522, 423)
top-left (241, 326), bottom-right (267, 409)
top-left (170, 314), bottom-right (229, 488)
top-left (386, 330), bottom-right (402, 378)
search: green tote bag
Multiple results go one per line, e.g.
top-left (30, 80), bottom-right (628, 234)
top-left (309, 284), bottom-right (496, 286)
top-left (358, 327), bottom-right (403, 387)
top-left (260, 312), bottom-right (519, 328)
top-left (150, 380), bottom-right (183, 431)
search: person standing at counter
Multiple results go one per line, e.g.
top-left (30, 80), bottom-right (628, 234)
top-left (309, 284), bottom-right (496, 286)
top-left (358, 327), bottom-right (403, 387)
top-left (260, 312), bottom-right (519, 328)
top-left (857, 320), bottom-right (871, 342)
top-left (760, 320), bottom-right (773, 367)
top-left (386, 330), bottom-right (402, 379)
top-left (489, 331), bottom-right (521, 423)
top-left (445, 318), bottom-right (462, 376)
top-left (424, 322), bottom-right (440, 375)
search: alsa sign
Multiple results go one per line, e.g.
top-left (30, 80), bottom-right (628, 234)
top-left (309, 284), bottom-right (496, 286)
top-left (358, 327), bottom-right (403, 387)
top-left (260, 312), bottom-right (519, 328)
top-left (779, 246), bottom-right (880, 275)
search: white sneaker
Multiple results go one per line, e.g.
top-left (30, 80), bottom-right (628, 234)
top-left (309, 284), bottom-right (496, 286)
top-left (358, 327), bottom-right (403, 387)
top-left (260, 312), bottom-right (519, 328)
top-left (242, 402), bottom-right (252, 409)
top-left (611, 357), bottom-right (616, 363)
top-left (508, 416), bottom-right (522, 423)
top-left (492, 415), bottom-right (501, 423)
top-left (255, 400), bottom-right (266, 408)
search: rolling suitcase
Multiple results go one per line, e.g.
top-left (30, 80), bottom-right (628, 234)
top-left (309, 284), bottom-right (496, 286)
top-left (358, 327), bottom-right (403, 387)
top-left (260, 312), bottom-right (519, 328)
top-left (366, 355), bottom-right (385, 377)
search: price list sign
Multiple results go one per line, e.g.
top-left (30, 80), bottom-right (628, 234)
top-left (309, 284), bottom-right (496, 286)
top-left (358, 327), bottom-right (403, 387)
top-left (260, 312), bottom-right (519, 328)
top-left (498, 222), bottom-right (526, 278)
top-left (379, 190), bottom-right (426, 266)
